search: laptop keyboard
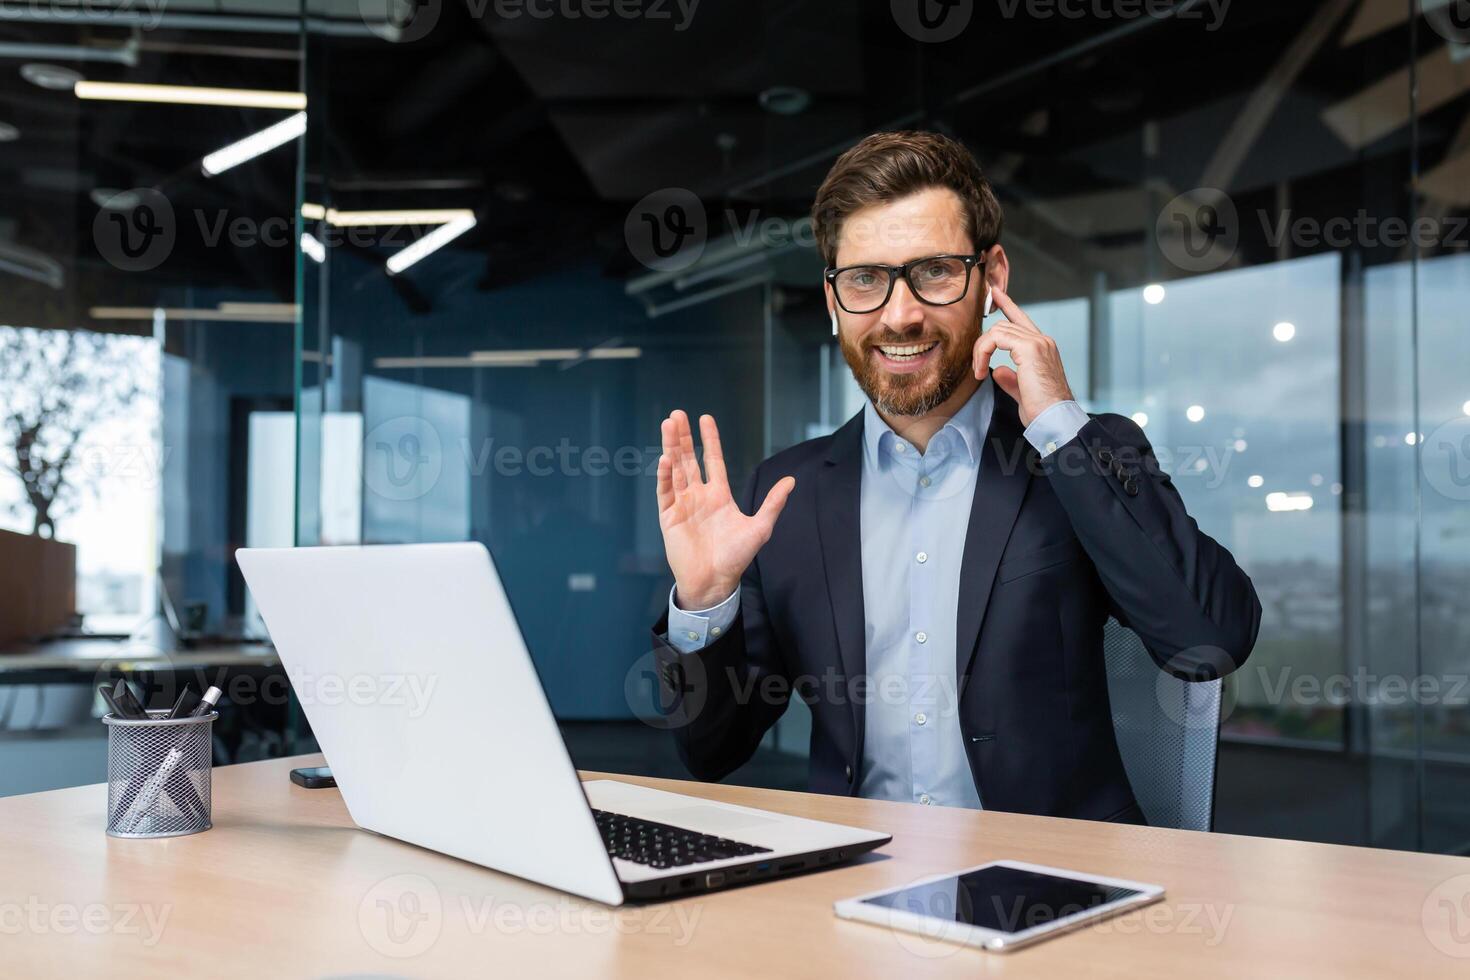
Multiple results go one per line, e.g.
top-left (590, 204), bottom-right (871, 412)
top-left (593, 809), bottom-right (773, 869)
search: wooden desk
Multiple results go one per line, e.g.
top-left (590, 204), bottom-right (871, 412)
top-left (3, 753), bottom-right (1469, 978)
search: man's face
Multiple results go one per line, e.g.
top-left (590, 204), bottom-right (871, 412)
top-left (830, 187), bottom-right (984, 418)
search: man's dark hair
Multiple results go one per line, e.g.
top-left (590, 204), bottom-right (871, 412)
top-left (810, 130), bottom-right (1003, 267)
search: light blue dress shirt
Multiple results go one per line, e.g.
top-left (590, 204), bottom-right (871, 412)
top-left (667, 383), bottom-right (1091, 809)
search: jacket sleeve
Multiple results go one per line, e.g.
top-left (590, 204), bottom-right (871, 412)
top-left (648, 465), bottom-right (792, 780)
top-left (1041, 413), bottom-right (1262, 681)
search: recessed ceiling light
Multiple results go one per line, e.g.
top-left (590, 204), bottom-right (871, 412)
top-left (91, 188), bottom-right (142, 209)
top-left (1273, 321), bottom-right (1296, 342)
top-left (1142, 283), bottom-right (1165, 304)
top-left (758, 86), bottom-right (811, 115)
top-left (0, 122), bottom-right (18, 142)
top-left (1186, 404), bottom-right (1205, 422)
top-left (21, 64), bottom-right (83, 91)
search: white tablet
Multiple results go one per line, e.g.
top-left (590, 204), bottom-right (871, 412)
top-left (834, 860), bottom-right (1165, 953)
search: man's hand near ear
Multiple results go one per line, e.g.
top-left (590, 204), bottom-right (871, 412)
top-left (972, 285), bottom-right (1075, 427)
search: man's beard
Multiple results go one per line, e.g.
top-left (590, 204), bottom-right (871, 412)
top-left (840, 331), bottom-right (973, 417)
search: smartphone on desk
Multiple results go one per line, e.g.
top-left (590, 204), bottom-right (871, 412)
top-left (834, 860), bottom-right (1164, 953)
top-left (290, 766), bottom-right (337, 789)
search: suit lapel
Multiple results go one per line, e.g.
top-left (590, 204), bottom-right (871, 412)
top-left (815, 412), bottom-right (867, 751)
top-left (957, 382), bottom-right (1036, 693)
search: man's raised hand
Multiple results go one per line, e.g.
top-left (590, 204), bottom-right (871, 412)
top-left (656, 410), bottom-right (795, 611)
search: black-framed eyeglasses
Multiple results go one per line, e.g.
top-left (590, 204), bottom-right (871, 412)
top-left (824, 253), bottom-right (986, 314)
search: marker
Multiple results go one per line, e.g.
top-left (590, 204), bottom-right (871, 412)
top-left (188, 686), bottom-right (223, 718)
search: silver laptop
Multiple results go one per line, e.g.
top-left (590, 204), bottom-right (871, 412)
top-left (236, 542), bottom-right (889, 904)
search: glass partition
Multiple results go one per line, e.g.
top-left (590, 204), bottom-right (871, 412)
top-left (288, 2), bottom-right (1468, 849)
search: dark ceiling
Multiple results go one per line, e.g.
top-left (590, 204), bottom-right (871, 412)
top-left (0, 0), bottom-right (1465, 335)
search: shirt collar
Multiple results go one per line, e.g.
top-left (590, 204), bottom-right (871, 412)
top-left (862, 379), bottom-right (992, 469)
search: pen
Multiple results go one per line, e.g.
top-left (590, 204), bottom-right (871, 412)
top-left (166, 685), bottom-right (198, 720)
top-left (189, 686), bottom-right (222, 718)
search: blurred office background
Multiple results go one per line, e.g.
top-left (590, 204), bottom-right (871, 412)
top-left (0, 0), bottom-right (1467, 854)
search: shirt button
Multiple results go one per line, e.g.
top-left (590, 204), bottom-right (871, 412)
top-left (685, 631), bottom-right (699, 641)
top-left (915, 631), bottom-right (928, 644)
top-left (915, 712), bottom-right (927, 726)
top-left (919, 794), bottom-right (932, 805)
top-left (710, 626), bottom-right (721, 636)
top-left (895, 442), bottom-right (907, 453)
top-left (916, 551), bottom-right (928, 564)
top-left (919, 476), bottom-right (931, 488)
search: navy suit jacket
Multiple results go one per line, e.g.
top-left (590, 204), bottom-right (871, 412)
top-left (650, 384), bottom-right (1261, 823)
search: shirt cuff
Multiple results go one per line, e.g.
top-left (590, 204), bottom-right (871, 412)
top-left (1024, 400), bottom-right (1090, 458)
top-left (665, 585), bottom-right (741, 654)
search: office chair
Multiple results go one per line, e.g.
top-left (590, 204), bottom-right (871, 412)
top-left (1102, 617), bottom-right (1222, 831)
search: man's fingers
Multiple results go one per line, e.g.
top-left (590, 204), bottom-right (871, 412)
top-left (991, 365), bottom-right (1021, 401)
top-left (699, 414), bottom-right (729, 490)
top-left (671, 409), bottom-right (704, 485)
top-left (656, 453), bottom-right (675, 513)
top-left (754, 476), bottom-right (796, 532)
top-left (989, 286), bottom-right (1040, 333)
top-left (973, 332), bottom-right (999, 379)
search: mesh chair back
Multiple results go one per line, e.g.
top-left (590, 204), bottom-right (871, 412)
top-left (1102, 618), bottom-right (1221, 831)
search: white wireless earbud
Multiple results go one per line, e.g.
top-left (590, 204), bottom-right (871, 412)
top-left (831, 310), bottom-right (839, 336)
top-left (983, 288), bottom-right (994, 318)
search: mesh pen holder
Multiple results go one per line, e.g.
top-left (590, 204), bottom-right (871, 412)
top-left (103, 709), bottom-right (217, 838)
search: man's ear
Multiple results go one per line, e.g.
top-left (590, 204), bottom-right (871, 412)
top-left (984, 243), bottom-right (1010, 295)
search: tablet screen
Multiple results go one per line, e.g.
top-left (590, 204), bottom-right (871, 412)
top-left (859, 865), bottom-right (1142, 935)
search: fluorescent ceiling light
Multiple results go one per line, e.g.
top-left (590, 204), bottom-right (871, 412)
top-left (324, 208), bottom-right (474, 227)
top-left (301, 202), bottom-right (327, 221)
top-left (202, 112), bottom-right (306, 176)
top-left (471, 349), bottom-right (581, 363)
top-left (216, 302), bottom-right (298, 315)
top-left (375, 347), bottom-right (642, 370)
top-left (75, 81), bottom-right (307, 110)
top-left (374, 356), bottom-right (540, 369)
top-left (1265, 491), bottom-right (1314, 512)
top-left (301, 232), bottom-right (325, 263)
top-left (91, 304), bottom-right (297, 323)
top-left (385, 214), bottom-right (475, 274)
